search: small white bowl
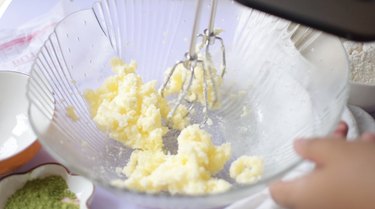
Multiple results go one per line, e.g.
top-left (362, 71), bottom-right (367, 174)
top-left (0, 71), bottom-right (41, 175)
top-left (348, 81), bottom-right (375, 113)
top-left (0, 163), bottom-right (95, 209)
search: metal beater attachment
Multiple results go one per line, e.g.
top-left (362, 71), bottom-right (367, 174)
top-left (197, 0), bottom-right (226, 107)
top-left (160, 0), bottom-right (226, 126)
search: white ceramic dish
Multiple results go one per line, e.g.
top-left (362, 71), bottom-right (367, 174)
top-left (349, 105), bottom-right (375, 133)
top-left (349, 82), bottom-right (375, 113)
top-left (342, 41), bottom-right (375, 113)
top-left (0, 163), bottom-right (94, 209)
top-left (0, 71), bottom-right (40, 175)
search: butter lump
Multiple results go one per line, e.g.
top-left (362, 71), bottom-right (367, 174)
top-left (163, 61), bottom-right (222, 109)
top-left (168, 105), bottom-right (189, 130)
top-left (113, 125), bottom-right (232, 195)
top-left (85, 58), bottom-right (264, 195)
top-left (84, 58), bottom-right (188, 150)
top-left (177, 124), bottom-right (231, 174)
top-left (66, 106), bottom-right (79, 122)
top-left (230, 156), bottom-right (264, 184)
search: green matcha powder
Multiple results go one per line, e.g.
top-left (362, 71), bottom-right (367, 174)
top-left (5, 176), bottom-right (79, 209)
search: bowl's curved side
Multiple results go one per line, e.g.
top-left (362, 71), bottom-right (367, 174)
top-left (26, 0), bottom-right (349, 208)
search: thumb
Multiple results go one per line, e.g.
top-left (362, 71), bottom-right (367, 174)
top-left (294, 138), bottom-right (341, 165)
top-left (270, 179), bottom-right (301, 209)
top-left (270, 172), bottom-right (319, 209)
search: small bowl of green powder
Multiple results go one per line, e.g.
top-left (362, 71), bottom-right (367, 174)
top-left (0, 163), bottom-right (94, 209)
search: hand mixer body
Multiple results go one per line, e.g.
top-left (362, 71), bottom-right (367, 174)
top-left (235, 0), bottom-right (375, 42)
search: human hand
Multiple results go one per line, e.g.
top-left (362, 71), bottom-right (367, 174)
top-left (270, 122), bottom-right (375, 209)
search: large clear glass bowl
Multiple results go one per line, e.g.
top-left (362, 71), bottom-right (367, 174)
top-left (27, 0), bottom-right (349, 208)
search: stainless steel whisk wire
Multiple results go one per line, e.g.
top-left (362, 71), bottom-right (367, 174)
top-left (197, 0), bottom-right (226, 108)
top-left (160, 0), bottom-right (226, 126)
top-left (160, 0), bottom-right (206, 124)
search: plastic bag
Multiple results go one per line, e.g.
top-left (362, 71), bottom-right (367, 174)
top-left (0, 0), bottom-right (93, 73)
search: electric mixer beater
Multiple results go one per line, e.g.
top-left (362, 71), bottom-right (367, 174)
top-left (197, 0), bottom-right (226, 109)
top-left (160, 0), bottom-right (226, 126)
top-left (160, 0), bottom-right (375, 129)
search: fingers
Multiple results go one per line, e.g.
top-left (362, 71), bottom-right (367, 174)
top-left (332, 121), bottom-right (349, 139)
top-left (270, 176), bottom-right (315, 209)
top-left (360, 132), bottom-right (375, 143)
top-left (292, 121), bottom-right (348, 164)
top-left (293, 138), bottom-right (342, 165)
top-left (270, 171), bottom-right (334, 209)
top-left (270, 180), bottom-right (298, 209)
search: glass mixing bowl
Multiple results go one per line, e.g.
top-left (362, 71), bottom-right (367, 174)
top-left (27, 0), bottom-right (349, 208)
